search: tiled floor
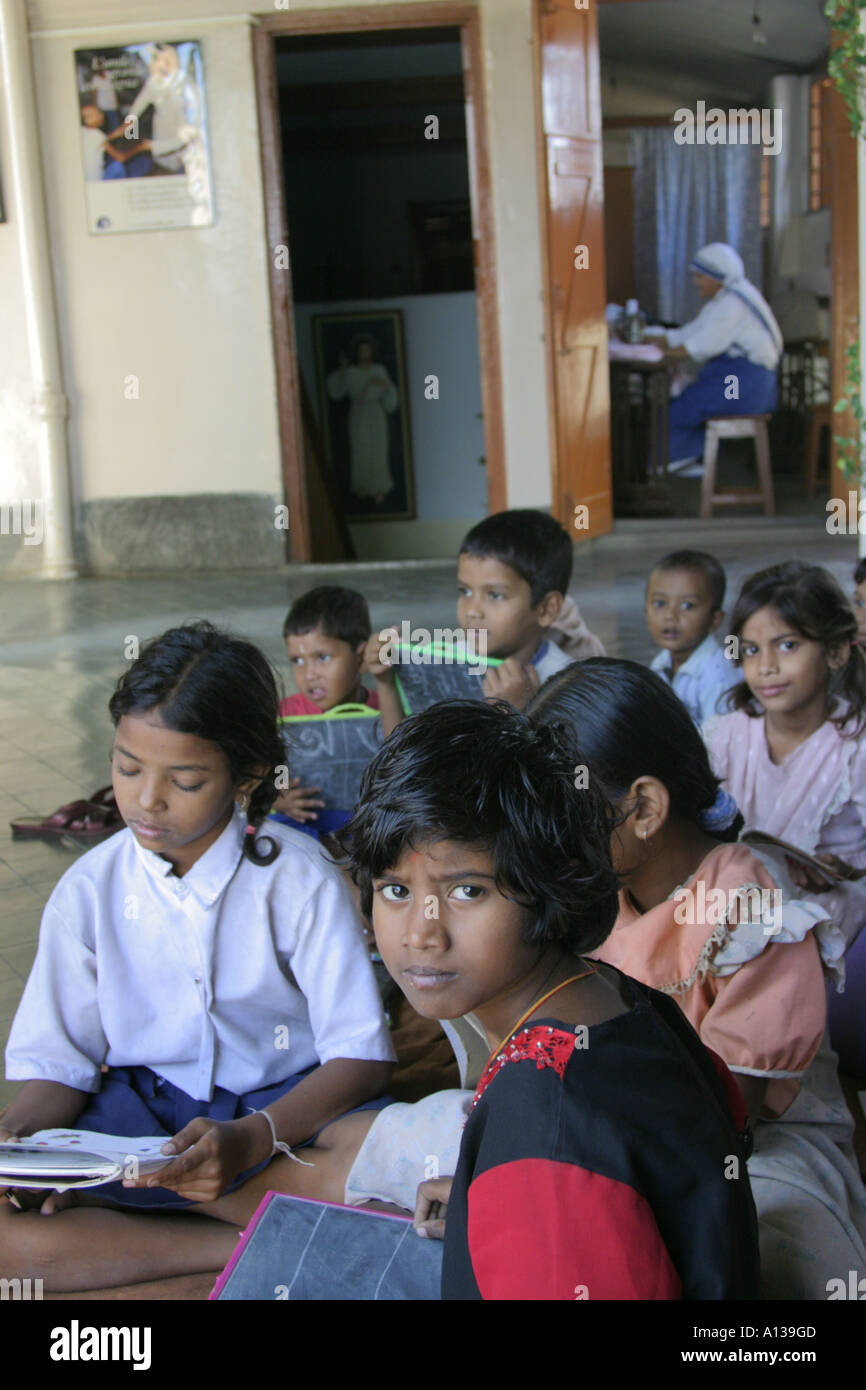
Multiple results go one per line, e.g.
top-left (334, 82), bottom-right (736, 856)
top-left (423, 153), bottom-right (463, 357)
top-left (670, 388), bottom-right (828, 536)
top-left (0, 496), bottom-right (860, 1106)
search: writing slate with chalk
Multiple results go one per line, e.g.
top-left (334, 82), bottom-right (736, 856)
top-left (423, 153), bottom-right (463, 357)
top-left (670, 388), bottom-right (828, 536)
top-left (393, 642), bottom-right (501, 715)
top-left (279, 703), bottom-right (383, 810)
top-left (210, 1192), bottom-right (442, 1301)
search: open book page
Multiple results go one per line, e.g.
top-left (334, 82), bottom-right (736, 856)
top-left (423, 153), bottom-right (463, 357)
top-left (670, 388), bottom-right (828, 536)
top-left (0, 1130), bottom-right (173, 1190)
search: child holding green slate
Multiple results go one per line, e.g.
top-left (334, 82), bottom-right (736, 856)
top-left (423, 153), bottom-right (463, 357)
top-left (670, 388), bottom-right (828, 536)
top-left (273, 586), bottom-right (388, 840)
top-left (366, 509), bottom-right (604, 731)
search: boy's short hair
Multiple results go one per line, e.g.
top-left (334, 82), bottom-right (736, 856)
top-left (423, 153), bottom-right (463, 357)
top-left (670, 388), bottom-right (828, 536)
top-left (282, 586), bottom-right (371, 648)
top-left (345, 700), bottom-right (619, 956)
top-left (650, 550), bottom-right (726, 612)
top-left (459, 510), bottom-right (573, 606)
top-left (854, 559), bottom-right (866, 586)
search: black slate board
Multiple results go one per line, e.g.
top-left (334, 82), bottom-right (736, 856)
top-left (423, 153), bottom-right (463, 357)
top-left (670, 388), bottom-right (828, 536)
top-left (393, 642), bottom-right (501, 714)
top-left (212, 1192), bottom-right (442, 1301)
top-left (279, 705), bottom-right (383, 810)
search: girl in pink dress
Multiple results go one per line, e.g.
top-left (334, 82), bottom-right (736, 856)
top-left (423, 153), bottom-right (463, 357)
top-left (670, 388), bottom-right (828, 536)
top-left (529, 657), bottom-right (866, 1300)
top-left (702, 562), bottom-right (866, 1075)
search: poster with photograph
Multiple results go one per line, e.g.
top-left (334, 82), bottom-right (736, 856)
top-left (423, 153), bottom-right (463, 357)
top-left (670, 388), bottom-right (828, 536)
top-left (74, 41), bottom-right (213, 234)
top-left (313, 311), bottom-right (415, 521)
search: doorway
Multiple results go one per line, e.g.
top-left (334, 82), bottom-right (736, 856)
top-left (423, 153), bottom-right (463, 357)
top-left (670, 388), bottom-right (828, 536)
top-left (253, 4), bottom-right (504, 563)
top-left (596, 0), bottom-right (849, 517)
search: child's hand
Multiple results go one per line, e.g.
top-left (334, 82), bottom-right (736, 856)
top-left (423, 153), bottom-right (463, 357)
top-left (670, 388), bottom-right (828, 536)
top-left (272, 778), bottom-right (324, 823)
top-left (482, 657), bottom-right (540, 710)
top-left (413, 1176), bottom-right (452, 1240)
top-left (785, 852), bottom-right (861, 892)
top-left (125, 1116), bottom-right (268, 1204)
top-left (362, 628), bottom-right (399, 683)
top-left (814, 853), bottom-right (863, 881)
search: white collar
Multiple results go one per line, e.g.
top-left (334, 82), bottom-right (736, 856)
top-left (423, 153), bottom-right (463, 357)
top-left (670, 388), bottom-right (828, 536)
top-left (655, 632), bottom-right (720, 678)
top-left (132, 810), bottom-right (247, 907)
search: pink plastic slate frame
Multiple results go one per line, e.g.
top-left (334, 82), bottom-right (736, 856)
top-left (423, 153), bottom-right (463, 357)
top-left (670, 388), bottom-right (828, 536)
top-left (209, 1190), bottom-right (414, 1300)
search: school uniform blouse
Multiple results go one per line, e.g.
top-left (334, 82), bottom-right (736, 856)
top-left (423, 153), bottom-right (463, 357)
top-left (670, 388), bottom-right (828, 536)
top-left (704, 706), bottom-right (866, 948)
top-left (5, 812), bottom-right (395, 1101)
top-left (650, 633), bottom-right (736, 726)
top-left (441, 969), bottom-right (759, 1300)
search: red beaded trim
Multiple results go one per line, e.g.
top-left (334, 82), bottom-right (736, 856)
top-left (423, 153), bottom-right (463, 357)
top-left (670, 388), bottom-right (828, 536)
top-left (472, 1024), bottom-right (579, 1111)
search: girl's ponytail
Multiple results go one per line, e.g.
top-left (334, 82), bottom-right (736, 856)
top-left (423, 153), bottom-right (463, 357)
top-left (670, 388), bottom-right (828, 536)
top-left (241, 778), bottom-right (281, 866)
top-left (528, 658), bottom-right (743, 842)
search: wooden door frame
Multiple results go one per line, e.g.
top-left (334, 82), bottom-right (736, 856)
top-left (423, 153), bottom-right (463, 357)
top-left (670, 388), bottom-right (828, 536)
top-left (252, 2), bottom-right (505, 562)
top-left (531, 0), bottom-right (612, 536)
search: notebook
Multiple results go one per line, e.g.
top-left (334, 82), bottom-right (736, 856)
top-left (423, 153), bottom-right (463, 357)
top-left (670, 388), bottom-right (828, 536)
top-left (0, 1131), bottom-right (171, 1192)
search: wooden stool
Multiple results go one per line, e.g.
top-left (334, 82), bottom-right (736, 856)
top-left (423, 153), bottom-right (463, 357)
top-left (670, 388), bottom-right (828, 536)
top-left (700, 414), bottom-right (775, 520)
top-left (804, 401), bottom-right (831, 497)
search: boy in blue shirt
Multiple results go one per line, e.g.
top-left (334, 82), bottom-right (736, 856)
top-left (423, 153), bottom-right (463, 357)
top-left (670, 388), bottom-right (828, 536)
top-left (645, 549), bottom-right (735, 726)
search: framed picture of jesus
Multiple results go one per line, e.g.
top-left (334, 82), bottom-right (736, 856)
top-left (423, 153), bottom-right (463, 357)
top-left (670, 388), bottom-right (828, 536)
top-left (312, 310), bottom-right (415, 522)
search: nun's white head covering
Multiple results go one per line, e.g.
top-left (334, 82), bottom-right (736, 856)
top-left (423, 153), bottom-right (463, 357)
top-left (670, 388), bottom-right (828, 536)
top-left (690, 243), bottom-right (744, 286)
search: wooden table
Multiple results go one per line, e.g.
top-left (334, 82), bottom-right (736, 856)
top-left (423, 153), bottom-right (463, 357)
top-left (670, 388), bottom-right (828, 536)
top-left (608, 357), bottom-right (674, 515)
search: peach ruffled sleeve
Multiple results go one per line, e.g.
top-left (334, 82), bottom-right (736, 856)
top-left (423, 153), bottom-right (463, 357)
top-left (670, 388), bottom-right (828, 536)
top-left (699, 933), bottom-right (826, 1118)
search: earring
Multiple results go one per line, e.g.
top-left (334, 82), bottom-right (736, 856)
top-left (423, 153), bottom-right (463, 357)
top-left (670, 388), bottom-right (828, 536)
top-left (641, 828), bottom-right (648, 841)
top-left (236, 794), bottom-right (248, 812)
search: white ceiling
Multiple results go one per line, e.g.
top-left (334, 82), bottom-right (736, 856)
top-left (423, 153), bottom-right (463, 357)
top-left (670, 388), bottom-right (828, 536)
top-left (599, 0), bottom-right (831, 103)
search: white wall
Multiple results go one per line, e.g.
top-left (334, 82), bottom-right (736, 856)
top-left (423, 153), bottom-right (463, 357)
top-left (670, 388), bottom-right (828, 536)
top-left (31, 17), bottom-right (280, 503)
top-left (0, 105), bottom-right (42, 511)
top-left (1, 0), bottom-right (552, 572)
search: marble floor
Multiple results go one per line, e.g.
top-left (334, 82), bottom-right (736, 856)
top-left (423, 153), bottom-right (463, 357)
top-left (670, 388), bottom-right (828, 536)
top-left (0, 502), bottom-right (861, 1107)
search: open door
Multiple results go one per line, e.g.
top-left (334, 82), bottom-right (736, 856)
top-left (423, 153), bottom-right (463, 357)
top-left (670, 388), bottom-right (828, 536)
top-left (253, 4), bottom-right (505, 564)
top-left (534, 0), bottom-right (612, 540)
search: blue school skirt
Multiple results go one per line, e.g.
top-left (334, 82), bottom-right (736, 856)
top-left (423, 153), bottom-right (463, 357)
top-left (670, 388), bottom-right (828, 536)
top-left (75, 1064), bottom-right (389, 1210)
top-left (668, 353), bottom-right (778, 463)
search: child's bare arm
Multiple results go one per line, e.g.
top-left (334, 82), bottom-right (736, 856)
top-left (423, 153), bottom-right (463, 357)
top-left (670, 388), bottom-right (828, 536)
top-left (0, 1079), bottom-right (90, 1140)
top-left (0, 1080), bottom-right (91, 1204)
top-left (268, 1057), bottom-right (393, 1141)
top-left (375, 681), bottom-right (405, 738)
top-left (127, 1058), bottom-right (393, 1205)
top-left (361, 628), bottom-right (405, 737)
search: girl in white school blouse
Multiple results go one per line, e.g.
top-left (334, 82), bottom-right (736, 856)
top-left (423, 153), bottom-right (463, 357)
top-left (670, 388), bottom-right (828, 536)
top-left (0, 622), bottom-right (394, 1293)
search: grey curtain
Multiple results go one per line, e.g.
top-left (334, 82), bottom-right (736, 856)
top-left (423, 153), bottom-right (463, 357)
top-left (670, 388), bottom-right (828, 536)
top-left (631, 128), bottom-right (763, 325)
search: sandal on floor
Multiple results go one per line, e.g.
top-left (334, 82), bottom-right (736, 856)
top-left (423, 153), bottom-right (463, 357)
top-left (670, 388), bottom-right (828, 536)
top-left (10, 785), bottom-right (123, 841)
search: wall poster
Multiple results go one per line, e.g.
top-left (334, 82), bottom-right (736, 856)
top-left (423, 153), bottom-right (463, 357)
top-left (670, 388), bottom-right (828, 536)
top-left (74, 40), bottom-right (213, 234)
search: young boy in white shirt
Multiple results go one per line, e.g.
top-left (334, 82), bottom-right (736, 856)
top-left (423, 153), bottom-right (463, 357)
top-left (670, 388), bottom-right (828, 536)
top-left (645, 549), bottom-right (735, 727)
top-left (367, 510), bottom-right (604, 724)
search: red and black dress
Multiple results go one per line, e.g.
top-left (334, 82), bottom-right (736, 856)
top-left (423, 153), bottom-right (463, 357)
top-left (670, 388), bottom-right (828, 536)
top-left (441, 969), bottom-right (759, 1300)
